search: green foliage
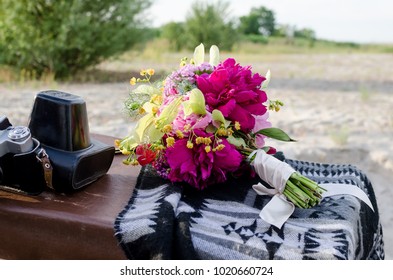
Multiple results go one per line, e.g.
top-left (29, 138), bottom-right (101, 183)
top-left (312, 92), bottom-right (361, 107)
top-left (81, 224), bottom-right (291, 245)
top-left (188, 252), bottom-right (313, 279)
top-left (161, 22), bottom-right (187, 51)
top-left (184, 0), bottom-right (238, 51)
top-left (239, 6), bottom-right (276, 36)
top-left (0, 0), bottom-right (151, 79)
top-left (294, 28), bottom-right (316, 40)
top-left (242, 34), bottom-right (269, 44)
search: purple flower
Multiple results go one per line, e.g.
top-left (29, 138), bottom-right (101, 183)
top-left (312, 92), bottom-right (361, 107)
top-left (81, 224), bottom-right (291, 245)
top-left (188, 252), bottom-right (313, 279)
top-left (164, 63), bottom-right (213, 98)
top-left (196, 58), bottom-right (268, 132)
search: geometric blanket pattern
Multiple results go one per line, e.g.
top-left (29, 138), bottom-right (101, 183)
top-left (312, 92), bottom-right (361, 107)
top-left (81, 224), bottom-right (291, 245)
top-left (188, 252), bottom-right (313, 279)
top-left (114, 155), bottom-right (384, 260)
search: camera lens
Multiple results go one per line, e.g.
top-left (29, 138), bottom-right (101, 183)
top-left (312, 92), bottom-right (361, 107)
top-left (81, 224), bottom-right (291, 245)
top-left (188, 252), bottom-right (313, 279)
top-left (8, 126), bottom-right (31, 142)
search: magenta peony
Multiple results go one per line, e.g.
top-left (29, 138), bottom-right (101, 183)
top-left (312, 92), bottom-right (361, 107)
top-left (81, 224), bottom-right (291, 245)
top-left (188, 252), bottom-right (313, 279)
top-left (165, 130), bottom-right (242, 190)
top-left (196, 58), bottom-right (268, 132)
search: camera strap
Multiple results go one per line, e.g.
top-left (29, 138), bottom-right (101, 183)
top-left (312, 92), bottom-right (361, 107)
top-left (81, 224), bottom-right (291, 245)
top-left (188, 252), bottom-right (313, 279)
top-left (35, 148), bottom-right (54, 190)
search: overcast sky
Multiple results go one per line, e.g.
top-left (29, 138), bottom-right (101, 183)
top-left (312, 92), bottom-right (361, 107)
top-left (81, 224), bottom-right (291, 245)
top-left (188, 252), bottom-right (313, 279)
top-left (147, 0), bottom-right (393, 43)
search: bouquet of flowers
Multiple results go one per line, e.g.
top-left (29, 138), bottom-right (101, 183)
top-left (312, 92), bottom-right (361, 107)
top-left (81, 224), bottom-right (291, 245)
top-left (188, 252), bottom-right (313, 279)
top-left (117, 44), bottom-right (325, 222)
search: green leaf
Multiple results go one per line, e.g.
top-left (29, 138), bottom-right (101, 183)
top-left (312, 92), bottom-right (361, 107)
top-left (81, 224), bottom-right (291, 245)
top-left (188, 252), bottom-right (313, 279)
top-left (193, 43), bottom-right (205, 65)
top-left (209, 45), bottom-right (220, 66)
top-left (227, 135), bottom-right (247, 147)
top-left (255, 127), bottom-right (296, 142)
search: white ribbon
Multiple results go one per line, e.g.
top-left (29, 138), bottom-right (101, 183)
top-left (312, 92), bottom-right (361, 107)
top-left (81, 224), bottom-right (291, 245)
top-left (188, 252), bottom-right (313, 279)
top-left (251, 150), bottom-right (374, 229)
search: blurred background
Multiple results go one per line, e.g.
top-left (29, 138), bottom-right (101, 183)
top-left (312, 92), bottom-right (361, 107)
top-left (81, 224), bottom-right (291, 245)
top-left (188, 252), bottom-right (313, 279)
top-left (1, 0), bottom-right (392, 259)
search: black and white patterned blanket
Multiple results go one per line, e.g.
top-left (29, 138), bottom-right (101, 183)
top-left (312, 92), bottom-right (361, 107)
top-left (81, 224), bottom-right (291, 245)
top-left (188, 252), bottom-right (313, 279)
top-left (114, 156), bottom-right (384, 260)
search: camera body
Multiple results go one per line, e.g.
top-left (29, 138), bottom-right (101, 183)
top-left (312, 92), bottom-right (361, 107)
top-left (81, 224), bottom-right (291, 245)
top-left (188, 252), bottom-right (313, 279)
top-left (0, 90), bottom-right (115, 194)
top-left (0, 118), bottom-right (34, 158)
top-left (0, 116), bottom-right (48, 194)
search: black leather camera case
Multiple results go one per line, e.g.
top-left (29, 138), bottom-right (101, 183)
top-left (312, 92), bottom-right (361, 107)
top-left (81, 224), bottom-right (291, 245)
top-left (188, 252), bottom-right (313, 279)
top-left (28, 90), bottom-right (115, 192)
top-left (41, 139), bottom-right (114, 192)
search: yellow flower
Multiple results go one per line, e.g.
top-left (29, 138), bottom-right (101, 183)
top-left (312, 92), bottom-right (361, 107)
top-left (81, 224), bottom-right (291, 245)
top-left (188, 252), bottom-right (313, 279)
top-left (176, 130), bottom-right (184, 138)
top-left (186, 141), bottom-right (194, 149)
top-left (155, 144), bottom-right (165, 150)
top-left (152, 106), bottom-right (159, 114)
top-left (179, 57), bottom-right (187, 67)
top-left (140, 69), bottom-right (147, 76)
top-left (162, 124), bottom-right (173, 133)
top-left (166, 137), bottom-right (175, 147)
top-left (130, 159), bottom-right (139, 166)
top-left (216, 144), bottom-right (225, 151)
top-left (151, 94), bottom-right (163, 104)
top-left (121, 149), bottom-right (131, 155)
top-left (217, 127), bottom-right (227, 136)
top-left (130, 77), bottom-right (137, 85)
top-left (195, 137), bottom-right (204, 144)
top-left (138, 107), bottom-right (146, 114)
top-left (205, 145), bottom-right (211, 153)
top-left (203, 137), bottom-right (212, 145)
top-left (234, 121), bottom-right (241, 130)
top-left (146, 68), bottom-right (155, 76)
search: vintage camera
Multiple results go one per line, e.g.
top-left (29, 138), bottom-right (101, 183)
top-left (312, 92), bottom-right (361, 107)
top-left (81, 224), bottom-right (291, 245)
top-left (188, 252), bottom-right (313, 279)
top-left (28, 90), bottom-right (115, 193)
top-left (0, 91), bottom-right (115, 194)
top-left (0, 116), bottom-right (48, 194)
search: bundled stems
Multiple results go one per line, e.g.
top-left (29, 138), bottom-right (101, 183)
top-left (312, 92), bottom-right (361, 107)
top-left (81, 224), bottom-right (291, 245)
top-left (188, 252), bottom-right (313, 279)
top-left (283, 172), bottom-right (326, 208)
top-left (246, 149), bottom-right (326, 209)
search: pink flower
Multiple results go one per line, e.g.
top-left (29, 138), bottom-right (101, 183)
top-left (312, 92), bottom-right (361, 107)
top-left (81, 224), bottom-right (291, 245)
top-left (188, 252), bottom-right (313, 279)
top-left (165, 130), bottom-right (242, 189)
top-left (171, 107), bottom-right (212, 135)
top-left (252, 112), bottom-right (271, 148)
top-left (196, 58), bottom-right (268, 132)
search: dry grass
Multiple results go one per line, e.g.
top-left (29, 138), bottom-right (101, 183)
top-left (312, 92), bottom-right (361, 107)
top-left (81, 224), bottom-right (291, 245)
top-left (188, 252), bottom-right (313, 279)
top-left (1, 38), bottom-right (392, 84)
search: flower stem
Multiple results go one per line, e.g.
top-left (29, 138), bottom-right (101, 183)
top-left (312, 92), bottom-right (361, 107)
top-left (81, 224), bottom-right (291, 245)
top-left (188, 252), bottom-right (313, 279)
top-left (284, 172), bottom-right (326, 209)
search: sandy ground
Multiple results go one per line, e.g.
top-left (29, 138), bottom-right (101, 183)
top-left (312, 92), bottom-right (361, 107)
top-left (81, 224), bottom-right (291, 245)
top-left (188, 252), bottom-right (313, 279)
top-left (1, 53), bottom-right (392, 259)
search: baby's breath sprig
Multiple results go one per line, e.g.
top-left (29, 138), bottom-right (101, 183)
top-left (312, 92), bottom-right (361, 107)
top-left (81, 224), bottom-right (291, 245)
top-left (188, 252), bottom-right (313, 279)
top-left (125, 68), bottom-right (163, 119)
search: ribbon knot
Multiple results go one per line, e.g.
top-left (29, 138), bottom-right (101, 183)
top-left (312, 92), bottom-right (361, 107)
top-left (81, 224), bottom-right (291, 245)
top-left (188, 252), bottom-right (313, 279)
top-left (253, 182), bottom-right (296, 228)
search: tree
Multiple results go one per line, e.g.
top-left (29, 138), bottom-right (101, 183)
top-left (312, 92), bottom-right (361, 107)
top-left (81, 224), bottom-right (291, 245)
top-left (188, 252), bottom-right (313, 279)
top-left (184, 0), bottom-right (238, 51)
top-left (239, 6), bottom-right (276, 37)
top-left (0, 0), bottom-right (152, 79)
top-left (294, 28), bottom-right (316, 40)
top-left (161, 22), bottom-right (187, 51)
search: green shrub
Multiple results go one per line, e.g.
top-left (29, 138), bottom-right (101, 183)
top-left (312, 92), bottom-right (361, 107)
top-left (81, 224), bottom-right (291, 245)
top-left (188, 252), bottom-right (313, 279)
top-left (243, 34), bottom-right (269, 44)
top-left (0, 0), bottom-right (151, 79)
top-left (184, 1), bottom-right (239, 51)
top-left (161, 22), bottom-right (187, 51)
